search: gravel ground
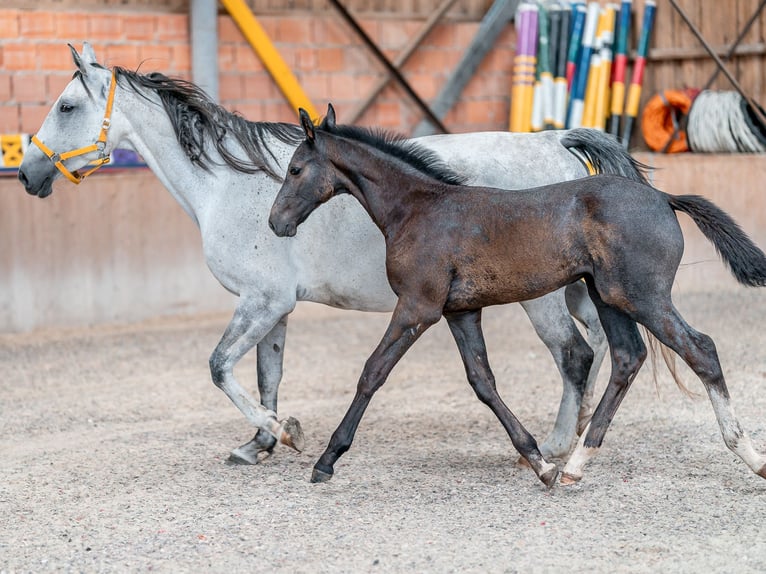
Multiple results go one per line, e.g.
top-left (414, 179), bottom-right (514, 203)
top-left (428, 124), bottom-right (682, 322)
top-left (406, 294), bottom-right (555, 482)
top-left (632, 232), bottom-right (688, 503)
top-left (1, 290), bottom-right (765, 573)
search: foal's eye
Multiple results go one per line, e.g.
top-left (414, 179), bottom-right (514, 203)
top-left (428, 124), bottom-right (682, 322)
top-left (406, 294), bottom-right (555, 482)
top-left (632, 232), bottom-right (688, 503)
top-left (59, 103), bottom-right (74, 113)
top-left (289, 166), bottom-right (301, 176)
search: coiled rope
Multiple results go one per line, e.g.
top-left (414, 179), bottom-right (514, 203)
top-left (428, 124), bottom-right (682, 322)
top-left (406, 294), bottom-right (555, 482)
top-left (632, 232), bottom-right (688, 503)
top-left (641, 90), bottom-right (694, 153)
top-left (687, 90), bottom-right (766, 153)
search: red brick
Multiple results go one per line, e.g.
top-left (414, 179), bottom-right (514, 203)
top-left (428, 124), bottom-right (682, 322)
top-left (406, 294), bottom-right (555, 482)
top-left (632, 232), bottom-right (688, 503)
top-left (88, 15), bottom-right (123, 40)
top-left (0, 105), bottom-right (21, 133)
top-left (464, 99), bottom-right (505, 124)
top-left (19, 11), bottom-right (56, 39)
top-left (12, 73), bottom-right (45, 104)
top-left (3, 43), bottom-right (37, 71)
top-left (218, 16), bottom-right (243, 44)
top-left (407, 73), bottom-right (439, 101)
top-left (55, 12), bottom-right (90, 39)
top-left (316, 48), bottom-right (344, 72)
top-left (217, 45), bottom-right (237, 72)
top-left (257, 17), bottom-right (279, 42)
top-left (231, 102), bottom-right (263, 122)
top-left (0, 73), bottom-right (11, 102)
top-left (276, 17), bottom-right (312, 44)
top-left (157, 14), bottom-right (188, 42)
top-left (379, 20), bottom-right (411, 49)
top-left (169, 45), bottom-right (191, 72)
top-left (454, 22), bottom-right (480, 49)
top-left (424, 24), bottom-right (455, 48)
top-left (357, 19), bottom-right (380, 44)
top-left (353, 74), bottom-right (380, 100)
top-left (477, 47), bottom-right (513, 74)
top-left (234, 44), bottom-right (264, 73)
top-left (312, 18), bottom-right (347, 46)
top-left (327, 73), bottom-right (357, 101)
top-left (37, 44), bottom-right (74, 72)
top-left (138, 45), bottom-right (174, 72)
top-left (47, 74), bottom-right (73, 100)
top-left (299, 74), bottom-right (329, 101)
top-left (242, 72), bottom-right (280, 101)
top-left (123, 14), bottom-right (157, 41)
top-left (103, 44), bottom-right (140, 68)
top-left (374, 101), bottom-right (402, 127)
top-left (0, 9), bottom-right (20, 38)
top-left (292, 48), bottom-right (317, 72)
top-left (262, 101), bottom-right (297, 123)
top-left (219, 74), bottom-right (244, 102)
top-left (20, 104), bottom-right (50, 134)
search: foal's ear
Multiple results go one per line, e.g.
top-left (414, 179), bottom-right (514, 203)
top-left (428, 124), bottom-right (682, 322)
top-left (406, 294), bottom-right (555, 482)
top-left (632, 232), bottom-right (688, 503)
top-left (81, 42), bottom-right (98, 65)
top-left (299, 108), bottom-right (315, 144)
top-left (325, 103), bottom-right (337, 128)
top-left (69, 43), bottom-right (88, 77)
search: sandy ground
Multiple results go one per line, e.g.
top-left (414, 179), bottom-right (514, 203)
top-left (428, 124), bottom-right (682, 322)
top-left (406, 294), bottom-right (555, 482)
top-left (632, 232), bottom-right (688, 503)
top-left (1, 289), bottom-right (765, 573)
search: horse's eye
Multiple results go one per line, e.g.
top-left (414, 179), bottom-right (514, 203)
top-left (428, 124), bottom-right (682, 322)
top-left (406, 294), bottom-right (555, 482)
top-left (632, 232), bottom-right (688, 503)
top-left (59, 103), bottom-right (74, 113)
top-left (289, 166), bottom-right (301, 176)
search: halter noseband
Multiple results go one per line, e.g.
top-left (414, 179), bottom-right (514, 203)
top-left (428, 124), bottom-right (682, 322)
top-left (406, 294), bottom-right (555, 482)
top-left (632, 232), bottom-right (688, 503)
top-left (31, 71), bottom-right (117, 185)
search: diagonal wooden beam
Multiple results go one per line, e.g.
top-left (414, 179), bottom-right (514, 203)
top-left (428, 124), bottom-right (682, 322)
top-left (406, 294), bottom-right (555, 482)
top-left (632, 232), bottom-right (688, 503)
top-left (412, 0), bottom-right (521, 137)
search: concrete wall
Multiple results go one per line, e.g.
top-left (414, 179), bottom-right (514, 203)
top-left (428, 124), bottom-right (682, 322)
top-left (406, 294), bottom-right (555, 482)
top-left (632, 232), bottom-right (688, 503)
top-left (2, 154), bottom-right (765, 332)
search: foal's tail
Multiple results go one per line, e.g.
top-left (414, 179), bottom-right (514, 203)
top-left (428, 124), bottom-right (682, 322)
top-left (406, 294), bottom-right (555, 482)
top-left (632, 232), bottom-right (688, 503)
top-left (560, 128), bottom-right (652, 184)
top-left (668, 194), bottom-right (766, 287)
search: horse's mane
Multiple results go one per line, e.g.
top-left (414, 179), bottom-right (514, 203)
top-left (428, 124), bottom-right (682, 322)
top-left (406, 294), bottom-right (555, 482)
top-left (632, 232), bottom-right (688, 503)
top-left (318, 121), bottom-right (468, 186)
top-left (110, 66), bottom-right (304, 180)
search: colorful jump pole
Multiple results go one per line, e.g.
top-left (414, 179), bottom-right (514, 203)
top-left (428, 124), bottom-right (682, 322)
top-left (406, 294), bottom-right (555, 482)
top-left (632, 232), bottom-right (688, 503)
top-left (552, 3), bottom-right (571, 129)
top-left (621, 0), bottom-right (656, 148)
top-left (592, 4), bottom-right (616, 130)
top-left (608, 0), bottom-right (632, 137)
top-left (510, 3), bottom-right (539, 132)
top-left (532, 5), bottom-right (554, 131)
top-left (565, 1), bottom-right (587, 91)
top-left (567, 1), bottom-right (601, 128)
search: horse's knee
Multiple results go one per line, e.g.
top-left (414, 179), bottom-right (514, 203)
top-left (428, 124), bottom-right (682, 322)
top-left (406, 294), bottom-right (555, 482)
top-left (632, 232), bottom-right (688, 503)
top-left (209, 350), bottom-right (227, 389)
top-left (611, 345), bottom-right (646, 386)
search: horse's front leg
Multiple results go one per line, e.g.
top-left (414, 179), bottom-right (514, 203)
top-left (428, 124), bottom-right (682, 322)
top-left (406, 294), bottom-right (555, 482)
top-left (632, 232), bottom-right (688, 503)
top-left (311, 300), bottom-right (441, 483)
top-left (446, 310), bottom-right (558, 488)
top-left (211, 297), bottom-right (304, 457)
top-left (519, 292), bottom-right (594, 459)
top-left (229, 314), bottom-right (289, 464)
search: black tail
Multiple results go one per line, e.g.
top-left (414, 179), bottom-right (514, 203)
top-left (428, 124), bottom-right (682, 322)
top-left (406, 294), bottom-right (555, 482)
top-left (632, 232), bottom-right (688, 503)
top-left (561, 128), bottom-right (651, 184)
top-left (668, 194), bottom-right (766, 287)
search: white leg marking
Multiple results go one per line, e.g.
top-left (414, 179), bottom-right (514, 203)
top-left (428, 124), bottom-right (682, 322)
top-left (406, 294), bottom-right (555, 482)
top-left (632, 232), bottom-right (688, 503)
top-left (708, 388), bottom-right (766, 474)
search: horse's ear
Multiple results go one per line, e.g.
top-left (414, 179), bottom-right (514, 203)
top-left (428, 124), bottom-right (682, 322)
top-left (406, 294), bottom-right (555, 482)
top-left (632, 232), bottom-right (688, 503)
top-left (325, 103), bottom-right (337, 129)
top-left (299, 108), bottom-right (315, 144)
top-left (81, 42), bottom-right (98, 65)
top-left (69, 43), bottom-right (88, 76)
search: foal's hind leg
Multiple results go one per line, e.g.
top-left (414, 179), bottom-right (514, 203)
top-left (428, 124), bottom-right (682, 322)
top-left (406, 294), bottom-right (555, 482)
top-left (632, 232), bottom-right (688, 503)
top-left (520, 294), bottom-right (594, 458)
top-left (446, 310), bottom-right (558, 487)
top-left (638, 305), bottom-right (766, 479)
top-left (562, 300), bottom-right (647, 484)
top-left (565, 280), bottom-right (609, 432)
top-left (229, 315), bottom-right (289, 464)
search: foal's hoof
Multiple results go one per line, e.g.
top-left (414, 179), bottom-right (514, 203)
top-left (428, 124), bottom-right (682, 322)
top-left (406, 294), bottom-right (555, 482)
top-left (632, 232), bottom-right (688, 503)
top-left (559, 472), bottom-right (582, 486)
top-left (311, 465), bottom-right (334, 483)
top-left (539, 463), bottom-right (559, 489)
top-left (228, 442), bottom-right (273, 465)
top-left (279, 417), bottom-right (305, 452)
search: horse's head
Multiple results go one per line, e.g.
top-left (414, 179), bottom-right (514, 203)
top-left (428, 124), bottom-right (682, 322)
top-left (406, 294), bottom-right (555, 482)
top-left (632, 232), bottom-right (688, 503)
top-left (269, 104), bottom-right (342, 237)
top-left (18, 43), bottom-right (117, 198)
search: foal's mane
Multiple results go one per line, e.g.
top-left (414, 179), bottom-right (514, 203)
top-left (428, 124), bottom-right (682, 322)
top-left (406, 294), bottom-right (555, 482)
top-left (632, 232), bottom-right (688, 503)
top-left (108, 65), bottom-right (304, 180)
top-left (319, 122), bottom-right (468, 186)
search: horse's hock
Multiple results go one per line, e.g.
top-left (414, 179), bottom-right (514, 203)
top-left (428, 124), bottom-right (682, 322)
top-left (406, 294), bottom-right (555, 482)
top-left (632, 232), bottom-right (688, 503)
top-left (0, 153), bottom-right (764, 332)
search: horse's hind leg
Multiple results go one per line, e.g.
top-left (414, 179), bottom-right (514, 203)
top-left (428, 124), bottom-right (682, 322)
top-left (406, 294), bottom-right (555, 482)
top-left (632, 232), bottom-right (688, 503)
top-left (565, 280), bottom-right (608, 432)
top-left (562, 299), bottom-right (647, 484)
top-left (229, 314), bottom-right (289, 464)
top-left (211, 298), bottom-right (305, 457)
top-left (521, 293), bottom-right (594, 459)
top-left (446, 310), bottom-right (558, 487)
top-left (639, 305), bottom-right (766, 479)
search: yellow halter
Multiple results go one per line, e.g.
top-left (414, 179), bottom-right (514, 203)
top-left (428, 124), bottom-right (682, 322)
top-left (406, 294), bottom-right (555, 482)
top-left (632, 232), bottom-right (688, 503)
top-left (31, 71), bottom-right (117, 184)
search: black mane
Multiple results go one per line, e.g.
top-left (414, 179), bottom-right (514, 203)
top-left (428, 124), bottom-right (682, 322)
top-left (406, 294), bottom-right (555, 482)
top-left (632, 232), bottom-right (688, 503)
top-left (318, 122), bottom-right (467, 186)
top-left (111, 66), bottom-right (303, 180)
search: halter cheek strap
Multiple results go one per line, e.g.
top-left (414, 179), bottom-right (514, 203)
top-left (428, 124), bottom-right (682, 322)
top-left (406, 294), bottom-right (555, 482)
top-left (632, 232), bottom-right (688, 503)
top-left (31, 71), bottom-right (117, 185)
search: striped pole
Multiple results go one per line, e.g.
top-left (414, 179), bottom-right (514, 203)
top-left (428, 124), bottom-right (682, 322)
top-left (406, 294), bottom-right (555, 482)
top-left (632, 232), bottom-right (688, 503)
top-left (567, 1), bottom-right (601, 128)
top-left (510, 3), bottom-right (539, 132)
top-left (592, 4), bottom-right (616, 130)
top-left (622, 0), bottom-right (656, 148)
top-left (609, 0), bottom-right (632, 137)
top-left (582, 6), bottom-right (606, 128)
top-left (533, 5), bottom-right (554, 130)
top-left (565, 2), bottom-right (587, 91)
top-left (553, 3), bottom-right (571, 129)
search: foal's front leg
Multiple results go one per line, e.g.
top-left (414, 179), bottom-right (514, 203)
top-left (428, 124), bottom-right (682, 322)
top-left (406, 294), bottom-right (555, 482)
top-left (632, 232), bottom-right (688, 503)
top-left (311, 300), bottom-right (440, 483)
top-left (445, 310), bottom-right (558, 487)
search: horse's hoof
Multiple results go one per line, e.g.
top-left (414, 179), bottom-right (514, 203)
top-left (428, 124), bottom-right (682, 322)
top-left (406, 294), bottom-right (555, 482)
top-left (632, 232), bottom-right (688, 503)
top-left (228, 442), bottom-right (273, 465)
top-left (539, 464), bottom-right (559, 489)
top-left (560, 472), bottom-right (582, 486)
top-left (310, 465), bottom-right (333, 483)
top-left (757, 464), bottom-right (766, 479)
top-left (279, 417), bottom-right (305, 452)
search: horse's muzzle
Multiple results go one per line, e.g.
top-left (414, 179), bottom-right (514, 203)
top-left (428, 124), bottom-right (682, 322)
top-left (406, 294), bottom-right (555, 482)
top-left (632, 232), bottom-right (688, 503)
top-left (18, 167), bottom-right (53, 198)
top-left (268, 216), bottom-right (296, 238)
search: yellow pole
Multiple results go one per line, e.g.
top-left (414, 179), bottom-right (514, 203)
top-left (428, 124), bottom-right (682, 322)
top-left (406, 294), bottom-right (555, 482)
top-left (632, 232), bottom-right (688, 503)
top-left (220, 0), bottom-right (319, 119)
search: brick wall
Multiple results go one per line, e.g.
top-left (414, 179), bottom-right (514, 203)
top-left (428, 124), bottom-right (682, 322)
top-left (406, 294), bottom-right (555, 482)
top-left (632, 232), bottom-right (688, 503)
top-left (0, 8), bottom-right (516, 137)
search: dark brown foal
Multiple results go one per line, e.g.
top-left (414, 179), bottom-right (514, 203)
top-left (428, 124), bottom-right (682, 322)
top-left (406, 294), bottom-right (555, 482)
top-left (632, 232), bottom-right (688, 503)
top-left (269, 104), bottom-right (766, 486)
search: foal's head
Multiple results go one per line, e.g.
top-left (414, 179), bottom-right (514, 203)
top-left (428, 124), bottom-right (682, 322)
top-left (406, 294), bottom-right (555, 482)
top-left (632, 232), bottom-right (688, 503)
top-left (269, 105), bottom-right (341, 237)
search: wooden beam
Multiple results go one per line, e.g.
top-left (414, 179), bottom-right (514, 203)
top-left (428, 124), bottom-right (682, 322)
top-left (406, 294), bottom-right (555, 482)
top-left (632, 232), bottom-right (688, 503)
top-left (644, 43), bottom-right (766, 62)
top-left (411, 0), bottom-right (520, 137)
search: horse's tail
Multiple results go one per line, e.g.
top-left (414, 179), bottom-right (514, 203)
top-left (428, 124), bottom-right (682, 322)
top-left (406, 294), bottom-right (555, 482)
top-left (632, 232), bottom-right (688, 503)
top-left (560, 128), bottom-right (651, 184)
top-left (668, 194), bottom-right (766, 287)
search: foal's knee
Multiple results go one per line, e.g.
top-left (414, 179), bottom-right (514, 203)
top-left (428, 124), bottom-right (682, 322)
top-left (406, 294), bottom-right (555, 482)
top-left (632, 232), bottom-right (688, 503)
top-left (611, 345), bottom-right (646, 386)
